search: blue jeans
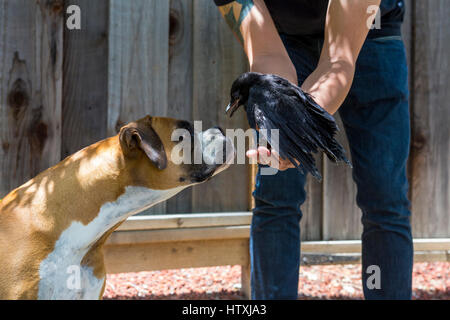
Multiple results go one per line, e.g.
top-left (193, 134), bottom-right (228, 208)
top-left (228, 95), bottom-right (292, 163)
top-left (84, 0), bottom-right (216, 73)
top-left (250, 34), bottom-right (413, 300)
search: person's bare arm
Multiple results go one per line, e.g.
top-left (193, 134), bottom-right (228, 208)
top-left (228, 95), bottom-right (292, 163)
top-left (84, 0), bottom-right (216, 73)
top-left (218, 0), bottom-right (298, 168)
top-left (218, 0), bottom-right (297, 84)
top-left (302, 0), bottom-right (381, 115)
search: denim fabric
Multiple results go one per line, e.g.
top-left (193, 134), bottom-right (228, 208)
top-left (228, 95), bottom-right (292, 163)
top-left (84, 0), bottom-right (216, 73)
top-left (250, 34), bottom-right (413, 300)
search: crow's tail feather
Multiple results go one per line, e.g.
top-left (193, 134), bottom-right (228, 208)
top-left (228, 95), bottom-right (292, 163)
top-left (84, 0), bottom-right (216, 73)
top-left (301, 93), bottom-right (351, 167)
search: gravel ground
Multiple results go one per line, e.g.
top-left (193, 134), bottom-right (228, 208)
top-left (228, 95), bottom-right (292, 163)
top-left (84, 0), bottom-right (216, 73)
top-left (103, 262), bottom-right (449, 300)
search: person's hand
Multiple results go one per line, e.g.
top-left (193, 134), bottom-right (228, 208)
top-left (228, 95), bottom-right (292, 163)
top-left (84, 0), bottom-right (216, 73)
top-left (246, 146), bottom-right (298, 171)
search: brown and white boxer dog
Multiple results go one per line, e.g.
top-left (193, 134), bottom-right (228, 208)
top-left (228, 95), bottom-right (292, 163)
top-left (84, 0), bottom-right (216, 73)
top-left (0, 115), bottom-right (235, 300)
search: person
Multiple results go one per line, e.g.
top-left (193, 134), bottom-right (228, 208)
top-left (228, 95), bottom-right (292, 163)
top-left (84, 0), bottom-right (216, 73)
top-left (215, 0), bottom-right (412, 300)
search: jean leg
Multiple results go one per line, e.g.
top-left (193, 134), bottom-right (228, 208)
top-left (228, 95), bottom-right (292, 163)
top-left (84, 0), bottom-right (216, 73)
top-left (251, 167), bottom-right (307, 299)
top-left (339, 38), bottom-right (413, 299)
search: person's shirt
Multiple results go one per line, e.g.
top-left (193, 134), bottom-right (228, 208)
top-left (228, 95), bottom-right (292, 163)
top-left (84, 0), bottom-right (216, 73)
top-left (214, 0), bottom-right (405, 39)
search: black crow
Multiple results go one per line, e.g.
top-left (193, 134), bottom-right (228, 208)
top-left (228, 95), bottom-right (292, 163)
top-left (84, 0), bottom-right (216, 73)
top-left (226, 72), bottom-right (351, 180)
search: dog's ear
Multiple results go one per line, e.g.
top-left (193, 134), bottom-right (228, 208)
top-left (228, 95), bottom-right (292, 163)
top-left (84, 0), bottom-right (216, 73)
top-left (119, 124), bottom-right (167, 170)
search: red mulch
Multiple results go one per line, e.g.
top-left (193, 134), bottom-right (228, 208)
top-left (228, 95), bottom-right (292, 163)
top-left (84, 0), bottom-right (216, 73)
top-left (103, 262), bottom-right (449, 300)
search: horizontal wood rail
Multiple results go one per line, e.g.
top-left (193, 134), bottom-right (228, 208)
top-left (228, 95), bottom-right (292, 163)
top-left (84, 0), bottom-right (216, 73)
top-left (104, 213), bottom-right (450, 298)
top-left (116, 212), bottom-right (252, 231)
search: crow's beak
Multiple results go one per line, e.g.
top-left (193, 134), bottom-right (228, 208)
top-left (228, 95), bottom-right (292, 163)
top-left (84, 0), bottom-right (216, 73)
top-left (225, 99), bottom-right (240, 117)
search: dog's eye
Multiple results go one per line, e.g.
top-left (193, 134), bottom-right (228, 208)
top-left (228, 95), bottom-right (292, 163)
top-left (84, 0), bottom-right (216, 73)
top-left (177, 121), bottom-right (194, 136)
top-left (177, 131), bottom-right (192, 143)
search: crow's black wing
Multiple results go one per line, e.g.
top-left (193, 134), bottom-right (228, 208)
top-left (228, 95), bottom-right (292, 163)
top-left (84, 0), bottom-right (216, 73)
top-left (242, 78), bottom-right (351, 180)
top-left (259, 75), bottom-right (344, 160)
top-left (250, 92), bottom-right (323, 180)
top-left (286, 83), bottom-right (351, 166)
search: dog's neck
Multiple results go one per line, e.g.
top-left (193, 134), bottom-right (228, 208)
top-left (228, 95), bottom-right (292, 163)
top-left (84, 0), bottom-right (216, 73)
top-left (12, 136), bottom-right (181, 248)
top-left (53, 137), bottom-right (184, 245)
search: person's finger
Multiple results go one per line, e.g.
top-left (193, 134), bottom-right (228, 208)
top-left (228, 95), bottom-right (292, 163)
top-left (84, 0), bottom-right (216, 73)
top-left (246, 147), bottom-right (272, 166)
top-left (246, 146), bottom-right (297, 170)
top-left (246, 149), bottom-right (258, 164)
top-left (246, 149), bottom-right (258, 158)
top-left (246, 148), bottom-right (270, 165)
top-left (269, 148), bottom-right (282, 169)
top-left (257, 146), bottom-right (271, 165)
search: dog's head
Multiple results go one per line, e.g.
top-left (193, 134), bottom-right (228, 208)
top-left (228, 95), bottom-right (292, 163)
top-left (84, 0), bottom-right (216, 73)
top-left (119, 115), bottom-right (235, 190)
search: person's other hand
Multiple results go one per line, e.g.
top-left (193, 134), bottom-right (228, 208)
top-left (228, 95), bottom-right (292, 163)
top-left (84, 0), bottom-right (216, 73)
top-left (246, 146), bottom-right (298, 171)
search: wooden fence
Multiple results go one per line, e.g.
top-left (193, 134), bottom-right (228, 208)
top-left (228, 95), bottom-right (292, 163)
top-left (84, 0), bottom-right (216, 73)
top-left (0, 0), bottom-right (449, 242)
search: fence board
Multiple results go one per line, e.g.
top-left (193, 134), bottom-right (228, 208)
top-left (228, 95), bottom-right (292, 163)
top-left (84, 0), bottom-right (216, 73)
top-left (402, 0), bottom-right (413, 69)
top-left (300, 154), bottom-right (323, 241)
top-left (165, 0), bottom-right (194, 214)
top-left (191, 0), bottom-right (249, 212)
top-left (323, 116), bottom-right (361, 240)
top-left (108, 0), bottom-right (170, 214)
top-left (62, 0), bottom-right (109, 158)
top-left (410, 0), bottom-right (450, 237)
top-left (0, 0), bottom-right (63, 197)
top-left (104, 239), bottom-right (250, 274)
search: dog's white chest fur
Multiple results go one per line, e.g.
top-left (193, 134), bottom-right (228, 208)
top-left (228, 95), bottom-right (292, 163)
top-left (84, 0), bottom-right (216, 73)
top-left (37, 185), bottom-right (184, 300)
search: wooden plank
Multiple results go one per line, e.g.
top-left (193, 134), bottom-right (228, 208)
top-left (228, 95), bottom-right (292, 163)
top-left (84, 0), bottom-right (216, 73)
top-left (401, 0), bottom-right (413, 69)
top-left (402, 0), bottom-right (414, 201)
top-left (322, 115), bottom-right (361, 240)
top-left (117, 212), bottom-right (252, 231)
top-left (165, 0), bottom-right (194, 214)
top-left (240, 260), bottom-right (251, 299)
top-left (301, 250), bottom-right (450, 265)
top-left (413, 238), bottom-right (450, 251)
top-left (410, 1), bottom-right (450, 237)
top-left (302, 240), bottom-right (361, 254)
top-left (104, 238), bottom-right (250, 274)
top-left (104, 238), bottom-right (448, 278)
top-left (301, 253), bottom-right (361, 266)
top-left (106, 225), bottom-right (250, 246)
top-left (104, 240), bottom-right (447, 275)
top-left (108, 0), bottom-right (170, 215)
top-left (300, 153), bottom-right (323, 241)
top-left (62, 0), bottom-right (109, 158)
top-left (413, 251), bottom-right (449, 263)
top-left (191, 0), bottom-right (249, 213)
top-left (249, 164), bottom-right (257, 210)
top-left (0, 0), bottom-right (63, 197)
top-left (301, 238), bottom-right (450, 253)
